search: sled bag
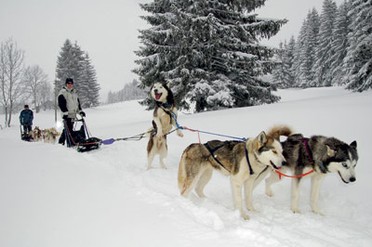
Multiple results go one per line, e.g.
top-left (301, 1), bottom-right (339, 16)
top-left (77, 137), bottom-right (101, 152)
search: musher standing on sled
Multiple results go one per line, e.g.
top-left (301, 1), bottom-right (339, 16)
top-left (58, 78), bottom-right (86, 146)
top-left (19, 104), bottom-right (34, 135)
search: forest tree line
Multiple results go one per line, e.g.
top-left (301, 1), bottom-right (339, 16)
top-left (272, 0), bottom-right (371, 92)
top-left (106, 79), bottom-right (147, 104)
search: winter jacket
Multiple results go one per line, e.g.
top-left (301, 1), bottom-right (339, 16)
top-left (58, 86), bottom-right (83, 119)
top-left (19, 109), bottom-right (34, 125)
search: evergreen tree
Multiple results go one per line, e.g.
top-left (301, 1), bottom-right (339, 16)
top-left (344, 0), bottom-right (372, 91)
top-left (272, 42), bottom-right (286, 87)
top-left (329, 0), bottom-right (352, 85)
top-left (134, 0), bottom-right (286, 112)
top-left (272, 37), bottom-right (296, 88)
top-left (55, 39), bottom-right (100, 108)
top-left (80, 53), bottom-right (100, 107)
top-left (292, 20), bottom-right (307, 87)
top-left (295, 9), bottom-right (320, 87)
top-left (55, 40), bottom-right (83, 94)
top-left (313, 0), bottom-right (337, 87)
top-left (285, 36), bottom-right (297, 87)
top-left (133, 0), bottom-right (175, 108)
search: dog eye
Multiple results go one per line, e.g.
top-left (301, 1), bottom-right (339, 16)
top-left (259, 147), bottom-right (269, 153)
top-left (342, 163), bottom-right (348, 168)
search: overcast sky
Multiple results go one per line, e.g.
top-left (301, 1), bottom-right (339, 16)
top-left (0, 0), bottom-right (344, 99)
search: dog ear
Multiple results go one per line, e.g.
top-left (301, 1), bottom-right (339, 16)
top-left (163, 83), bottom-right (175, 105)
top-left (326, 145), bottom-right (336, 157)
top-left (350, 140), bottom-right (357, 149)
top-left (257, 131), bottom-right (268, 145)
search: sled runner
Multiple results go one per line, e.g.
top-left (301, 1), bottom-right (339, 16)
top-left (20, 125), bottom-right (33, 142)
top-left (62, 117), bottom-right (101, 152)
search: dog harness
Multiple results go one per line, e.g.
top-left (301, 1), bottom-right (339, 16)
top-left (159, 102), bottom-right (180, 126)
top-left (303, 138), bottom-right (328, 173)
top-left (149, 102), bottom-right (174, 137)
top-left (204, 140), bottom-right (254, 175)
top-left (275, 138), bottom-right (317, 179)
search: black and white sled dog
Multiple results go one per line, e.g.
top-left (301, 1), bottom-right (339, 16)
top-left (264, 127), bottom-right (358, 214)
top-left (178, 126), bottom-right (291, 220)
top-left (147, 82), bottom-right (183, 169)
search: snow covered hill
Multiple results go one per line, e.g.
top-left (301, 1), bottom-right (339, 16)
top-left (1, 87), bottom-right (372, 247)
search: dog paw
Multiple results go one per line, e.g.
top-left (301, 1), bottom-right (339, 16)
top-left (291, 208), bottom-right (301, 214)
top-left (265, 189), bottom-right (273, 197)
top-left (195, 191), bottom-right (206, 198)
top-left (241, 213), bottom-right (250, 220)
top-left (312, 209), bottom-right (324, 216)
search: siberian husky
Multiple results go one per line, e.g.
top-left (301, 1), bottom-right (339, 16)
top-left (31, 126), bottom-right (43, 142)
top-left (265, 128), bottom-right (358, 214)
top-left (177, 126), bottom-right (291, 220)
top-left (147, 82), bottom-right (183, 169)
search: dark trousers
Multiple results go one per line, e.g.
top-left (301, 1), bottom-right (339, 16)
top-left (23, 124), bottom-right (32, 134)
top-left (58, 118), bottom-right (74, 146)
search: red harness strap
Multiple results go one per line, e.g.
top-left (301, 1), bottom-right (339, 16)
top-left (182, 126), bottom-right (201, 143)
top-left (275, 169), bottom-right (314, 179)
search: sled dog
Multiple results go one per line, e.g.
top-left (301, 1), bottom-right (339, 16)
top-left (177, 126), bottom-right (291, 220)
top-left (31, 126), bottom-right (43, 142)
top-left (147, 82), bottom-right (183, 169)
top-left (43, 127), bottom-right (60, 144)
top-left (265, 128), bottom-right (358, 214)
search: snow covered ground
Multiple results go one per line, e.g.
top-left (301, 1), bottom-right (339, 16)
top-left (1, 87), bottom-right (371, 247)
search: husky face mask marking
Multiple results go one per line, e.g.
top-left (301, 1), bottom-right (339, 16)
top-left (254, 132), bottom-right (286, 171)
top-left (327, 141), bottom-right (358, 184)
top-left (151, 83), bottom-right (167, 103)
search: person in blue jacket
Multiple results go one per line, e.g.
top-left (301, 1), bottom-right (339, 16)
top-left (19, 104), bottom-right (34, 134)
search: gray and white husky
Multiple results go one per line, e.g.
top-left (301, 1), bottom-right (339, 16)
top-left (265, 128), bottom-right (358, 214)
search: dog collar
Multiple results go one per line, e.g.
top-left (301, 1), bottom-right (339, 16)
top-left (156, 101), bottom-right (172, 109)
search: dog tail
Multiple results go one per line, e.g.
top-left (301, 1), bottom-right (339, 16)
top-left (177, 152), bottom-right (190, 196)
top-left (267, 125), bottom-right (293, 140)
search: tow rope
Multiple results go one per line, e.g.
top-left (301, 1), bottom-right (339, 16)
top-left (101, 130), bottom-right (152, 145)
top-left (100, 108), bottom-right (245, 146)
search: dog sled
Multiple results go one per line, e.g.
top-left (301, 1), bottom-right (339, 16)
top-left (20, 125), bottom-right (33, 142)
top-left (62, 117), bottom-right (101, 152)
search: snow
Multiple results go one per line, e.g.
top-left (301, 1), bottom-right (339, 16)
top-left (1, 87), bottom-right (372, 247)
